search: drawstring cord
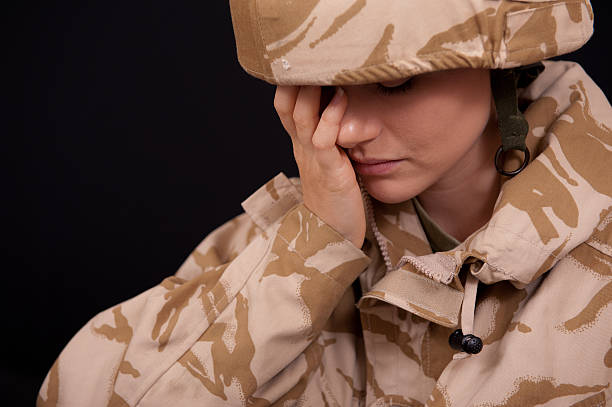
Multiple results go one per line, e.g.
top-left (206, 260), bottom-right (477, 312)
top-left (452, 270), bottom-right (482, 359)
top-left (461, 270), bottom-right (479, 338)
top-left (358, 175), bottom-right (483, 356)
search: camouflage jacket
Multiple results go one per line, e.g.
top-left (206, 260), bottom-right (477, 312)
top-left (39, 60), bottom-right (612, 406)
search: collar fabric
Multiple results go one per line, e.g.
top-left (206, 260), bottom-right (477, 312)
top-left (413, 197), bottom-right (459, 253)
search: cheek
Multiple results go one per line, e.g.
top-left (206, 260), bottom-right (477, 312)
top-left (420, 93), bottom-right (492, 161)
top-left (388, 105), bottom-right (469, 163)
top-left (384, 102), bottom-right (443, 148)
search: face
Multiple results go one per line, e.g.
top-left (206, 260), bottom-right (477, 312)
top-left (337, 68), bottom-right (496, 204)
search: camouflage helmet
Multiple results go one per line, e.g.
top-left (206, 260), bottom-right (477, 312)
top-left (229, 0), bottom-right (593, 86)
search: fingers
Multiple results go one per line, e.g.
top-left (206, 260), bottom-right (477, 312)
top-left (312, 87), bottom-right (347, 150)
top-left (274, 86), bottom-right (299, 137)
top-left (274, 85), bottom-right (348, 171)
top-left (292, 86), bottom-right (321, 145)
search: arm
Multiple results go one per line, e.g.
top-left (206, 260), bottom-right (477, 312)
top-left (37, 174), bottom-right (370, 407)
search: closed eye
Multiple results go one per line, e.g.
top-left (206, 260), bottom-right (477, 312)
top-left (376, 78), bottom-right (414, 95)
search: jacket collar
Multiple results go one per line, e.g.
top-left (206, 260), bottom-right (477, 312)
top-left (358, 60), bottom-right (612, 327)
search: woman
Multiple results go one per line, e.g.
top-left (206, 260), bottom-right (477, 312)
top-left (39, 0), bottom-right (611, 405)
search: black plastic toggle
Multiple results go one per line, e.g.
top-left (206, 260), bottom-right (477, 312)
top-left (461, 334), bottom-right (483, 354)
top-left (448, 329), bottom-right (483, 354)
top-left (449, 329), bottom-right (464, 351)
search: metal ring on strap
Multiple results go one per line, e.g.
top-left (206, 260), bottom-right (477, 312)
top-left (494, 146), bottom-right (530, 177)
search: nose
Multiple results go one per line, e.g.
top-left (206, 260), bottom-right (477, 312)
top-left (336, 94), bottom-right (381, 149)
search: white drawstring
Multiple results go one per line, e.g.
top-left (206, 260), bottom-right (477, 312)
top-left (453, 269), bottom-right (480, 360)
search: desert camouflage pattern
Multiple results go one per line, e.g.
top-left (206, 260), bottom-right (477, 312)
top-left (229, 0), bottom-right (593, 85)
top-left (39, 60), bottom-right (612, 406)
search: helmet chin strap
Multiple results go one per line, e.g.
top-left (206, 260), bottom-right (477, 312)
top-left (490, 63), bottom-right (544, 177)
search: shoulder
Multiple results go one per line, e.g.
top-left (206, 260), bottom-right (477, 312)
top-left (526, 60), bottom-right (612, 126)
top-left (175, 172), bottom-right (303, 280)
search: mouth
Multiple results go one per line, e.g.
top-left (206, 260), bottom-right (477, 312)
top-left (350, 157), bottom-right (403, 175)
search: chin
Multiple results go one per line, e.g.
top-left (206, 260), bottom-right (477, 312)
top-left (360, 176), bottom-right (421, 204)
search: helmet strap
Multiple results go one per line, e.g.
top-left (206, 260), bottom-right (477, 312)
top-left (490, 63), bottom-right (544, 177)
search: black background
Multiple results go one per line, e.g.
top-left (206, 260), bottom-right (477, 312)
top-left (5, 2), bottom-right (612, 404)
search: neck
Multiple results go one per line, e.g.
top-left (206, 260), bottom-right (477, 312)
top-left (417, 113), bottom-right (501, 242)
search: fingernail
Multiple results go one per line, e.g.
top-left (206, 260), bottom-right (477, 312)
top-left (330, 86), bottom-right (344, 106)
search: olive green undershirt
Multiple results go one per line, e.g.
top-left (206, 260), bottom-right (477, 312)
top-left (413, 198), bottom-right (459, 253)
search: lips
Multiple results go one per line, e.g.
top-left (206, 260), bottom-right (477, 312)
top-left (349, 156), bottom-right (403, 175)
top-left (350, 157), bottom-right (396, 165)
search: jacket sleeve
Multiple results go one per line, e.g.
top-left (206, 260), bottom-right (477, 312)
top-left (37, 173), bottom-right (371, 407)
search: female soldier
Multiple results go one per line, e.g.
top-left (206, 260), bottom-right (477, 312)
top-left (39, 0), bottom-right (611, 405)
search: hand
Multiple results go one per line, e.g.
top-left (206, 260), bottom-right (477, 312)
top-left (274, 86), bottom-right (366, 249)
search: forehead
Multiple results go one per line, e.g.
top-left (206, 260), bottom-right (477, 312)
top-left (230, 0), bottom-right (593, 86)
